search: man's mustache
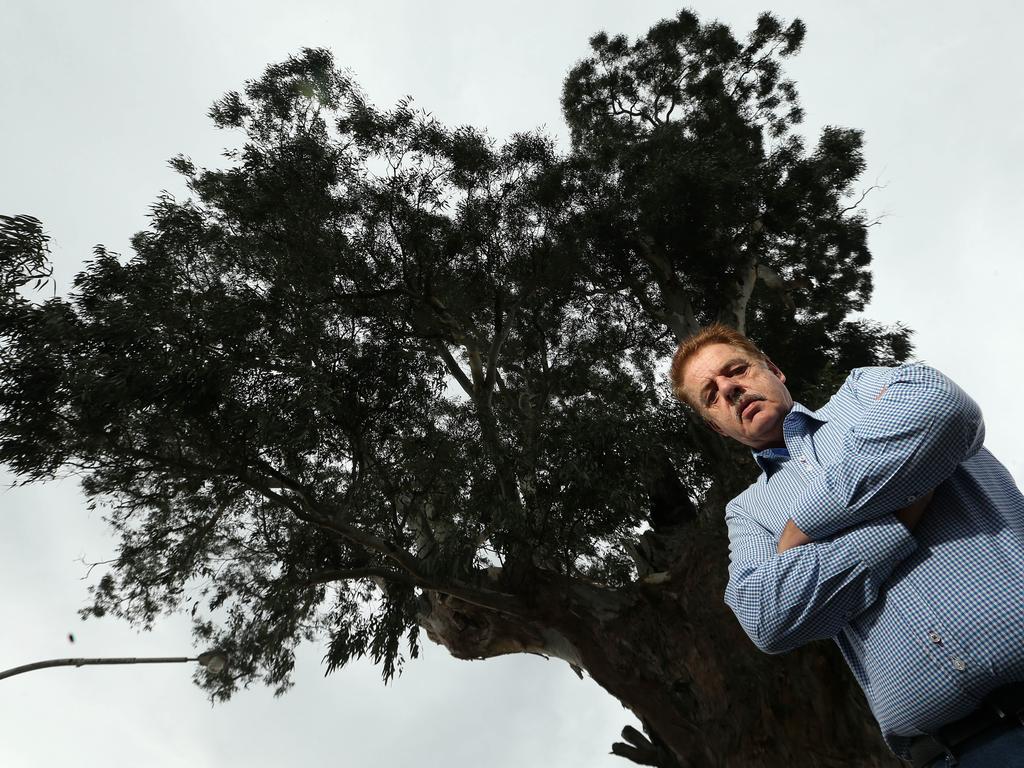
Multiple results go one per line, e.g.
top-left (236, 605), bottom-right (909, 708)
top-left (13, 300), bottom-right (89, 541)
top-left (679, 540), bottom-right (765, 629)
top-left (735, 393), bottom-right (766, 421)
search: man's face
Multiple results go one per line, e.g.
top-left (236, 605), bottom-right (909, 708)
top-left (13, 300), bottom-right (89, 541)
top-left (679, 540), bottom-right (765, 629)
top-left (681, 343), bottom-right (794, 450)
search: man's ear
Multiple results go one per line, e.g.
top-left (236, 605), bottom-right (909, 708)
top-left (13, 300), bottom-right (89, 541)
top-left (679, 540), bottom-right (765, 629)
top-left (764, 357), bottom-right (786, 384)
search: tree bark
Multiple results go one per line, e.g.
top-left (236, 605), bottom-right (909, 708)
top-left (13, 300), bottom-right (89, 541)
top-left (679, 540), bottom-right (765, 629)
top-left (420, 524), bottom-right (899, 768)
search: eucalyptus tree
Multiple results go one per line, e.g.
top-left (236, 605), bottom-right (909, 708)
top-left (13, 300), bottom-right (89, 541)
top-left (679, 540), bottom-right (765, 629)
top-left (1, 11), bottom-right (909, 767)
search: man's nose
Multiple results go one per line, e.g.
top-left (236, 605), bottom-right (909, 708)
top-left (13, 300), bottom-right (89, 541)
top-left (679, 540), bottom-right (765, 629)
top-left (718, 376), bottom-right (743, 403)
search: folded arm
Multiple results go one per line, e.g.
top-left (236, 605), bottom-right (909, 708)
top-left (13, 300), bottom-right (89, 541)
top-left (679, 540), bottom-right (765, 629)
top-left (778, 489), bottom-right (934, 553)
top-left (784, 364), bottom-right (984, 544)
top-left (726, 505), bottom-right (918, 654)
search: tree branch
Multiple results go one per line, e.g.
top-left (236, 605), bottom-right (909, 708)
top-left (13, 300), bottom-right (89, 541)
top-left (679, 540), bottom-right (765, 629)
top-left (436, 342), bottom-right (474, 396)
top-left (658, 284), bottom-right (699, 343)
top-left (839, 182), bottom-right (884, 217)
top-left (717, 259), bottom-right (758, 334)
top-left (483, 291), bottom-right (526, 405)
top-left (611, 725), bottom-right (688, 768)
top-left (304, 567), bottom-right (417, 589)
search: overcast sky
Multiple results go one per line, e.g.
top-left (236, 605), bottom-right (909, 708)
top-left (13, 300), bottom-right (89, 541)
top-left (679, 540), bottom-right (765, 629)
top-left (2, 1), bottom-right (1022, 766)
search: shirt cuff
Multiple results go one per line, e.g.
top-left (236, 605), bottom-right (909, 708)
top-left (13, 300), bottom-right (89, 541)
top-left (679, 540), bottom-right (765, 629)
top-left (790, 475), bottom-right (847, 540)
top-left (831, 514), bottom-right (918, 594)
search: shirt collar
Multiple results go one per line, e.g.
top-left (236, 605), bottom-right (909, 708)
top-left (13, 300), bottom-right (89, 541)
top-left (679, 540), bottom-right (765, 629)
top-left (752, 446), bottom-right (788, 474)
top-left (787, 400), bottom-right (830, 425)
top-left (751, 401), bottom-right (829, 474)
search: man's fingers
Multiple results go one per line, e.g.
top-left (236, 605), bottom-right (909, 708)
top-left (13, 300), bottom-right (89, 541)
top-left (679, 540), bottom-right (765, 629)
top-left (776, 519), bottom-right (811, 554)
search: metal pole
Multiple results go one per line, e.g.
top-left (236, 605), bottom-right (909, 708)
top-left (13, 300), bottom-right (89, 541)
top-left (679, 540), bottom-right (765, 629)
top-left (0, 656), bottom-right (197, 681)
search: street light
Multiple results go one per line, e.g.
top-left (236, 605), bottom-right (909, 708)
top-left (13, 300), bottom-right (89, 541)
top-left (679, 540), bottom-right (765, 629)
top-left (0, 650), bottom-right (229, 681)
top-left (196, 650), bottom-right (228, 675)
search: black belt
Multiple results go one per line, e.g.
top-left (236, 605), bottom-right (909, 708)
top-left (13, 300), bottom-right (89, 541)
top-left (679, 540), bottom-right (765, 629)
top-left (909, 682), bottom-right (1024, 767)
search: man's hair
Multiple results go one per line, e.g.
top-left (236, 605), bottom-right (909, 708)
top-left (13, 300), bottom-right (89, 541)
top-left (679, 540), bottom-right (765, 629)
top-left (669, 323), bottom-right (766, 408)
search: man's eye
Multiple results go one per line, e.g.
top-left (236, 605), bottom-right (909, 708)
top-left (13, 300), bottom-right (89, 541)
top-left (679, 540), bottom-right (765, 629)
top-left (706, 392), bottom-right (717, 406)
top-left (732, 365), bottom-right (748, 375)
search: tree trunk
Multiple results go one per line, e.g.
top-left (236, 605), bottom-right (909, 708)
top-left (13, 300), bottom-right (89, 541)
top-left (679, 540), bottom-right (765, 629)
top-left (421, 523), bottom-right (899, 768)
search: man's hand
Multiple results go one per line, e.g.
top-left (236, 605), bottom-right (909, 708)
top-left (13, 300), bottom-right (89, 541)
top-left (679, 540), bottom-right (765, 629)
top-left (895, 490), bottom-right (934, 531)
top-left (777, 519), bottom-right (811, 554)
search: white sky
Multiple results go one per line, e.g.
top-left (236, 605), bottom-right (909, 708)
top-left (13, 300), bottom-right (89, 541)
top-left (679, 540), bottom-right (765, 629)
top-left (2, 1), bottom-right (1022, 766)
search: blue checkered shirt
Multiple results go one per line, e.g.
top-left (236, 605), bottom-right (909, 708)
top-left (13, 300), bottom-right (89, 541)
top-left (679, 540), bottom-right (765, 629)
top-left (723, 363), bottom-right (1024, 758)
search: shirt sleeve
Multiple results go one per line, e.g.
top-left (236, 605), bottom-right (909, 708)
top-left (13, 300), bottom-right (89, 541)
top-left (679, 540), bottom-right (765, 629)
top-left (724, 501), bottom-right (918, 654)
top-left (789, 363), bottom-right (985, 541)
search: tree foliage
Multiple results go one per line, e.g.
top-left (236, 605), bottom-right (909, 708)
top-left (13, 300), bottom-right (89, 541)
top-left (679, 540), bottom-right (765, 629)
top-left (1, 9), bottom-right (909, 721)
top-left (561, 10), bottom-right (909, 406)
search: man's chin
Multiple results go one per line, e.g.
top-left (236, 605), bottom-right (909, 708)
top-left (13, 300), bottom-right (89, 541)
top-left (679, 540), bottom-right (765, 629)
top-left (745, 412), bottom-right (783, 445)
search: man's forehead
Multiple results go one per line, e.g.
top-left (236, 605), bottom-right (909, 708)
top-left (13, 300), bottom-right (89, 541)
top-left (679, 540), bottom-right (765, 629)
top-left (684, 345), bottom-right (755, 389)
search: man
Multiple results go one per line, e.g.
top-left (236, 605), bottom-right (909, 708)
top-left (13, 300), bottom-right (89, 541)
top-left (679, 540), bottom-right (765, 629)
top-left (670, 323), bottom-right (1024, 767)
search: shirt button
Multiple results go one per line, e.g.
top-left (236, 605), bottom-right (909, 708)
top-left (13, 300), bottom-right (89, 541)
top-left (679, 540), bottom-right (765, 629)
top-left (928, 631), bottom-right (942, 644)
top-left (907, 495), bottom-right (917, 503)
top-left (952, 658), bottom-right (967, 671)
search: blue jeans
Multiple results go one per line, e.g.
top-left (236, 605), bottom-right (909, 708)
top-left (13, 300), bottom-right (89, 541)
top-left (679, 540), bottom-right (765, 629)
top-left (935, 723), bottom-right (1024, 766)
